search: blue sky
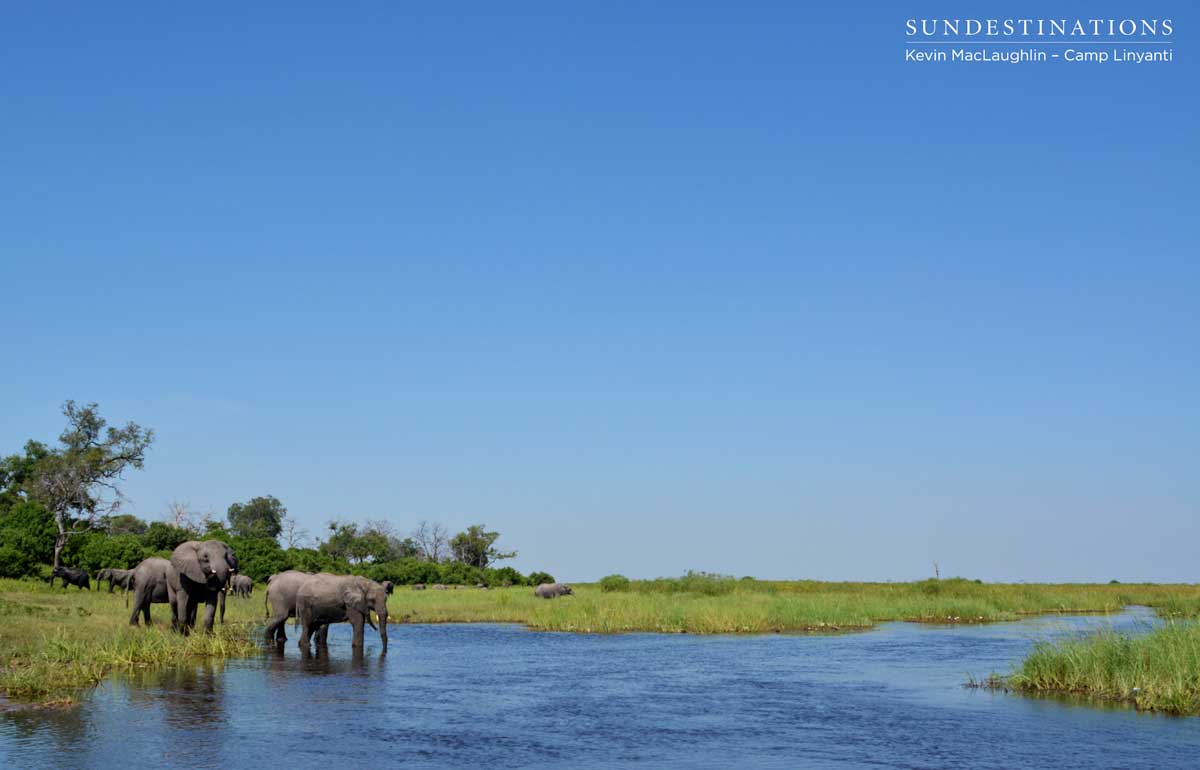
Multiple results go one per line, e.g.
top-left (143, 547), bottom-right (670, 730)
top-left (1, 2), bottom-right (1196, 582)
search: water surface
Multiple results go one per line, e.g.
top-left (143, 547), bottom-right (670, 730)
top-left (3, 608), bottom-right (1196, 769)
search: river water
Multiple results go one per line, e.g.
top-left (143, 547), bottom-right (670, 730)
top-left (2, 608), bottom-right (1196, 769)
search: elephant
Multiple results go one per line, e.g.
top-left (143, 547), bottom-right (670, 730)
top-left (534, 582), bottom-right (573, 599)
top-left (431, 583), bottom-right (447, 590)
top-left (128, 557), bottom-right (173, 626)
top-left (380, 580), bottom-right (395, 595)
top-left (50, 566), bottom-right (90, 590)
top-left (167, 540), bottom-right (238, 634)
top-left (296, 574), bottom-right (389, 651)
top-left (412, 583), bottom-right (426, 590)
top-left (264, 570), bottom-right (313, 643)
top-left (103, 568), bottom-right (134, 594)
top-left (229, 574), bottom-right (254, 598)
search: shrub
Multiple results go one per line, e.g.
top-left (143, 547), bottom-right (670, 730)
top-left (527, 571), bottom-right (554, 586)
top-left (438, 561), bottom-right (483, 586)
top-left (76, 534), bottom-right (148, 572)
top-left (142, 522), bottom-right (194, 552)
top-left (599, 574), bottom-right (631, 593)
top-left (0, 543), bottom-right (36, 578)
top-left (486, 566), bottom-right (526, 587)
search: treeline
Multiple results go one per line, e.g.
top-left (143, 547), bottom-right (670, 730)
top-left (0, 402), bottom-right (553, 587)
top-left (0, 496), bottom-right (552, 587)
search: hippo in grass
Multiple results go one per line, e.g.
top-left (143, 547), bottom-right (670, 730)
top-left (534, 582), bottom-right (573, 599)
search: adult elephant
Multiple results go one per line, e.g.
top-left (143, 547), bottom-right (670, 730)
top-left (167, 540), bottom-right (238, 634)
top-left (50, 566), bottom-right (90, 590)
top-left (128, 557), bottom-right (173, 626)
top-left (296, 574), bottom-right (389, 651)
top-left (264, 570), bottom-right (313, 643)
top-left (105, 568), bottom-right (134, 594)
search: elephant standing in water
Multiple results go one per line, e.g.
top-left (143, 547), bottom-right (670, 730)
top-left (264, 570), bottom-right (313, 643)
top-left (128, 557), bottom-right (173, 626)
top-left (167, 540), bottom-right (238, 634)
top-left (296, 574), bottom-right (390, 652)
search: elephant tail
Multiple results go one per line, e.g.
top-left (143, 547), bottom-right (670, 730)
top-left (264, 588), bottom-right (270, 620)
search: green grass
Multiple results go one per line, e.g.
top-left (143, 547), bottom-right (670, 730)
top-left (392, 577), bottom-right (1200, 634)
top-left (0, 578), bottom-right (260, 704)
top-left (994, 622), bottom-right (1200, 715)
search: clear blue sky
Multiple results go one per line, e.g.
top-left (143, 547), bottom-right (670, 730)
top-left (1, 2), bottom-right (1196, 582)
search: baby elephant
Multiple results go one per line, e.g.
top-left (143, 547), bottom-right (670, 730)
top-left (51, 566), bottom-right (90, 590)
top-left (534, 582), bottom-right (573, 599)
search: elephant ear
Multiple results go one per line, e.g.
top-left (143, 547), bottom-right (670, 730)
top-left (171, 542), bottom-right (207, 583)
top-left (340, 584), bottom-right (369, 617)
top-left (224, 544), bottom-right (239, 572)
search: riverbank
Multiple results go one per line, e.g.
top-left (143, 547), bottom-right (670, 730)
top-left (984, 621), bottom-right (1200, 715)
top-left (5, 577), bottom-right (1200, 706)
top-left (0, 579), bottom-right (259, 704)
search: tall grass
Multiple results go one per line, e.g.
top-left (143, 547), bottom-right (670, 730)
top-left (0, 578), bottom-right (260, 703)
top-left (391, 577), bottom-right (1200, 634)
top-left (1001, 622), bottom-right (1200, 715)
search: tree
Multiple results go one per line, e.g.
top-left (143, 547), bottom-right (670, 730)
top-left (281, 515), bottom-right (310, 549)
top-left (143, 521), bottom-right (194, 552)
top-left (164, 499), bottom-right (209, 533)
top-left (101, 513), bottom-right (148, 536)
top-left (23, 401), bottom-right (153, 568)
top-left (449, 524), bottom-right (516, 570)
top-left (412, 520), bottom-right (450, 562)
top-left (226, 495), bottom-right (286, 540)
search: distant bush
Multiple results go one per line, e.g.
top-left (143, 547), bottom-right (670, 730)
top-left (916, 577), bottom-right (984, 597)
top-left (636, 571), bottom-right (737, 596)
top-left (75, 534), bottom-right (148, 572)
top-left (527, 571), bottom-right (555, 586)
top-left (486, 566), bottom-right (526, 587)
top-left (0, 543), bottom-right (36, 578)
top-left (599, 574), bottom-right (631, 593)
top-left (142, 522), bottom-right (194, 552)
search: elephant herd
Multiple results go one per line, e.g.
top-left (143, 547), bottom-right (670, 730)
top-left (59, 540), bottom-right (576, 655)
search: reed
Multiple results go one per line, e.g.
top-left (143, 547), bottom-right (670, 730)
top-left (999, 621), bottom-right (1200, 715)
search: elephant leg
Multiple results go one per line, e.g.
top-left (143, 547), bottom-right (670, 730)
top-left (351, 615), bottom-right (365, 649)
top-left (203, 597), bottom-right (217, 633)
top-left (218, 589), bottom-right (226, 625)
top-left (316, 624), bottom-right (329, 647)
top-left (175, 586), bottom-right (192, 633)
top-left (129, 592), bottom-right (145, 626)
top-left (299, 621), bottom-right (312, 651)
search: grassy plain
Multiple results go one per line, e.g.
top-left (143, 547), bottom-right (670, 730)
top-left (395, 578), bottom-right (1200, 634)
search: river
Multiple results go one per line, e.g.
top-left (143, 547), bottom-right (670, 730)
top-left (2, 608), bottom-right (1196, 769)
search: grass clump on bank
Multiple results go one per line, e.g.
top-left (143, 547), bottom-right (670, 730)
top-left (993, 621), bottom-right (1200, 715)
top-left (0, 578), bottom-right (260, 704)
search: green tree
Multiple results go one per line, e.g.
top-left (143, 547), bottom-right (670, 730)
top-left (449, 524), bottom-right (516, 570)
top-left (101, 513), bottom-right (148, 536)
top-left (226, 495), bottom-right (286, 540)
top-left (21, 401), bottom-right (154, 567)
top-left (142, 521), bottom-right (195, 552)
